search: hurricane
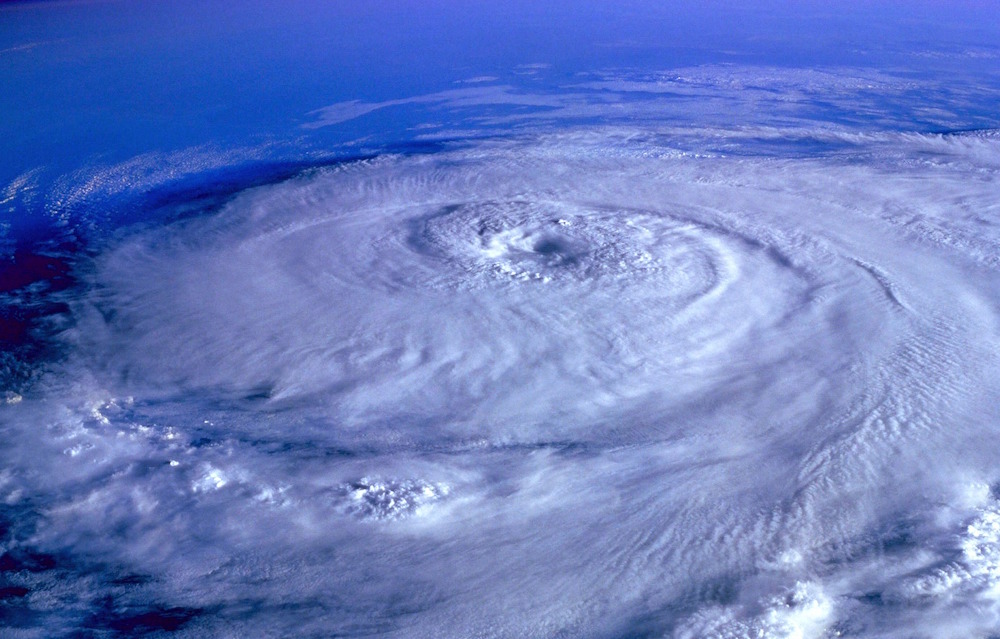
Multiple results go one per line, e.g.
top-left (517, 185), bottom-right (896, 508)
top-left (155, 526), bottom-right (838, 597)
top-left (3, 2), bottom-right (1000, 638)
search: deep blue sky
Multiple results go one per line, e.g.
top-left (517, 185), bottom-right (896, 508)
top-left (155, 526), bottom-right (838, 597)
top-left (2, 0), bottom-right (998, 187)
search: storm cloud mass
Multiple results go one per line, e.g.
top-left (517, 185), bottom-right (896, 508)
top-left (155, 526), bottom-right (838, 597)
top-left (3, 3), bottom-right (1000, 638)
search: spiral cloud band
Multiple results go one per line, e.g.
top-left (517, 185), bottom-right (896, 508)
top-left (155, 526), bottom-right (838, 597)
top-left (4, 124), bottom-right (1000, 637)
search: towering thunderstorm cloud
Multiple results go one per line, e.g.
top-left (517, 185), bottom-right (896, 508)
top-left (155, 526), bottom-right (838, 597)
top-left (4, 120), bottom-right (1000, 637)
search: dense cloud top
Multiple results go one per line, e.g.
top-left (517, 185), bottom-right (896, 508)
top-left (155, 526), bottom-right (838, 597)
top-left (3, 124), bottom-right (1000, 637)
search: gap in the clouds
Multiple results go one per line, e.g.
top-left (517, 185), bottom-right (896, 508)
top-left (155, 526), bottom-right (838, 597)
top-left (4, 138), bottom-right (472, 259)
top-left (68, 150), bottom-right (414, 249)
top-left (84, 601), bottom-right (205, 636)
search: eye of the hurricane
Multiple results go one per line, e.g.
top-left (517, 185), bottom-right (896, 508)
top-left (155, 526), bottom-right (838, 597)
top-left (479, 224), bottom-right (583, 274)
top-left (396, 200), bottom-right (726, 291)
top-left (531, 237), bottom-right (567, 256)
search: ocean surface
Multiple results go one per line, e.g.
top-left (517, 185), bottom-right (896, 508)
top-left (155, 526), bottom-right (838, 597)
top-left (3, 2), bottom-right (1000, 637)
